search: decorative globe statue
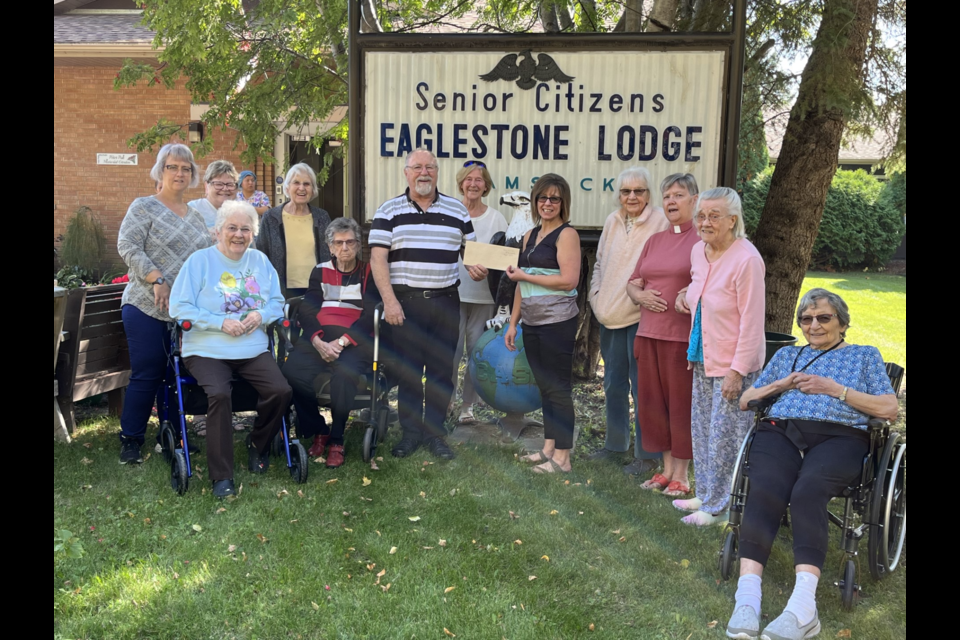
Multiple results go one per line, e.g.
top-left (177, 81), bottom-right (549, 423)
top-left (468, 324), bottom-right (542, 415)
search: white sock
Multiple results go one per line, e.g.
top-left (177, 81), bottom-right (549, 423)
top-left (734, 574), bottom-right (763, 617)
top-left (783, 571), bottom-right (819, 626)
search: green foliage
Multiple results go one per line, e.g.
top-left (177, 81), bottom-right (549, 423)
top-left (743, 168), bottom-right (905, 270)
top-left (54, 529), bottom-right (85, 559)
top-left (880, 171), bottom-right (906, 217)
top-left (59, 207), bottom-right (106, 275)
top-left (55, 266), bottom-right (97, 290)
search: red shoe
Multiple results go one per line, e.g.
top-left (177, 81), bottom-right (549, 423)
top-left (326, 444), bottom-right (345, 468)
top-left (309, 435), bottom-right (329, 458)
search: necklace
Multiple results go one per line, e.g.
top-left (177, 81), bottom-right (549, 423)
top-left (791, 340), bottom-right (844, 373)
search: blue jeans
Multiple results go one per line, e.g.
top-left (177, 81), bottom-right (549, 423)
top-left (120, 305), bottom-right (175, 444)
top-left (599, 324), bottom-right (659, 460)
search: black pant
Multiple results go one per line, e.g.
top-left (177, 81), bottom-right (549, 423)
top-left (282, 339), bottom-right (372, 445)
top-left (392, 291), bottom-right (459, 442)
top-left (522, 316), bottom-right (577, 450)
top-left (184, 352), bottom-right (292, 482)
top-left (740, 423), bottom-right (869, 569)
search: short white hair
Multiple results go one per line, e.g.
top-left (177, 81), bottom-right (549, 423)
top-left (215, 200), bottom-right (260, 236)
top-left (613, 166), bottom-right (653, 206)
top-left (696, 187), bottom-right (747, 240)
top-left (283, 162), bottom-right (318, 199)
top-left (149, 143), bottom-right (200, 188)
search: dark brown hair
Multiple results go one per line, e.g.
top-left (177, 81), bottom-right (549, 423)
top-left (530, 173), bottom-right (572, 225)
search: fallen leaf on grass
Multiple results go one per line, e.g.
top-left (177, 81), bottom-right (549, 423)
top-left (408, 516), bottom-right (421, 522)
top-left (449, 489), bottom-right (457, 496)
top-left (589, 623), bottom-right (596, 631)
top-left (143, 453), bottom-right (151, 462)
top-left (509, 511), bottom-right (520, 520)
top-left (612, 529), bottom-right (621, 535)
top-left (541, 555), bottom-right (550, 561)
top-left (381, 583), bottom-right (391, 592)
top-left (549, 510), bottom-right (559, 516)
top-left (389, 547), bottom-right (398, 555)
top-left (228, 545), bottom-right (237, 553)
top-left (419, 491), bottom-right (427, 498)
top-left (297, 490), bottom-right (305, 498)
top-left (343, 527), bottom-right (353, 532)
top-left (256, 533), bottom-right (269, 544)
top-left (83, 442), bottom-right (93, 449)
top-left (370, 460), bottom-right (380, 471)
top-left (362, 477), bottom-right (372, 487)
top-left (443, 628), bottom-right (456, 637)
top-left (707, 621), bottom-right (718, 629)
top-left (587, 479), bottom-right (592, 485)
top-left (513, 540), bottom-right (523, 545)
top-left (191, 524), bottom-right (203, 533)
top-left (277, 489), bottom-right (289, 499)
top-left (80, 457), bottom-right (94, 465)
top-left (528, 576), bottom-right (537, 581)
top-left (837, 631), bottom-right (852, 639)
top-left (313, 457), bottom-right (326, 464)
top-left (618, 537), bottom-right (626, 543)
top-left (326, 479), bottom-right (339, 485)
top-left (444, 586), bottom-right (456, 594)
top-left (311, 602), bottom-right (320, 611)
top-left (173, 572), bottom-right (179, 580)
top-left (423, 461), bottom-right (433, 466)
top-left (143, 518), bottom-right (151, 525)
top-left (80, 484), bottom-right (93, 491)
top-left (360, 496), bottom-right (373, 502)
top-left (439, 539), bottom-right (447, 547)
top-left (376, 457), bottom-right (384, 462)
top-left (377, 569), bottom-right (386, 578)
top-left (366, 563), bottom-right (376, 571)
top-left (216, 507), bottom-right (227, 514)
top-left (238, 483), bottom-right (243, 496)
top-left (680, 559), bottom-right (690, 569)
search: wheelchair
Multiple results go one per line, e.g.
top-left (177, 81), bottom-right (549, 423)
top-left (718, 362), bottom-right (906, 610)
top-left (157, 319), bottom-right (309, 495)
top-left (273, 298), bottom-right (394, 463)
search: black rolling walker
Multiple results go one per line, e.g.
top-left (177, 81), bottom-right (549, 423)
top-left (157, 319), bottom-right (309, 495)
top-left (719, 363), bottom-right (906, 610)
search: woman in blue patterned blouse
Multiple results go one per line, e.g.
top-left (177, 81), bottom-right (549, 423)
top-left (725, 288), bottom-right (898, 640)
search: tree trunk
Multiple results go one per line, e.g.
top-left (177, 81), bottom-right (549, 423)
top-left (573, 249), bottom-right (601, 381)
top-left (753, 0), bottom-right (879, 332)
top-left (646, 0), bottom-right (679, 32)
top-left (624, 0), bottom-right (644, 31)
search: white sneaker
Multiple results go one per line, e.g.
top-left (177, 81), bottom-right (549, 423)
top-left (761, 611), bottom-right (821, 640)
top-left (726, 605), bottom-right (760, 639)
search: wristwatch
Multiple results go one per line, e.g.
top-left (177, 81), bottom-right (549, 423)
top-left (337, 336), bottom-right (349, 348)
top-left (838, 386), bottom-right (849, 402)
top-left (153, 276), bottom-right (166, 286)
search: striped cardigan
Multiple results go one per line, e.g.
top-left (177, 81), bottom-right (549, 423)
top-left (299, 259), bottom-right (382, 346)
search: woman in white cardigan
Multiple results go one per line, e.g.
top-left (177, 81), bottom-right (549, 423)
top-left (588, 166), bottom-right (669, 474)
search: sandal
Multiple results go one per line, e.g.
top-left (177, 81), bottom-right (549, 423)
top-left (641, 473), bottom-right (670, 491)
top-left (532, 459), bottom-right (571, 474)
top-left (663, 481), bottom-right (692, 497)
top-left (520, 450), bottom-right (550, 464)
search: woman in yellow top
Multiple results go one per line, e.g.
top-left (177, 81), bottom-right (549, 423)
top-left (257, 163), bottom-right (332, 297)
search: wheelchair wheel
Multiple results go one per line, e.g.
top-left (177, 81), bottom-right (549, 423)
top-left (718, 528), bottom-right (739, 581)
top-left (160, 421), bottom-right (176, 464)
top-left (839, 559), bottom-right (859, 611)
top-left (289, 441), bottom-right (309, 484)
top-left (362, 427), bottom-right (376, 463)
top-left (728, 429), bottom-right (754, 520)
top-left (171, 451), bottom-right (189, 496)
top-left (868, 435), bottom-right (907, 580)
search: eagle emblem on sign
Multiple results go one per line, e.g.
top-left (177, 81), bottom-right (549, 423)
top-left (479, 50), bottom-right (574, 90)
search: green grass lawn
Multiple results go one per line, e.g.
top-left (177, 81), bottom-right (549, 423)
top-left (54, 273), bottom-right (906, 639)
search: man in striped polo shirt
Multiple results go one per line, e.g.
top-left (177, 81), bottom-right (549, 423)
top-left (370, 149), bottom-right (478, 460)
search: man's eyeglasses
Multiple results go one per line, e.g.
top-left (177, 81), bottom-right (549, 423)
top-left (537, 195), bottom-right (562, 204)
top-left (406, 164), bottom-right (438, 173)
top-left (798, 313), bottom-right (838, 326)
top-left (332, 239), bottom-right (358, 248)
top-left (620, 188), bottom-right (648, 197)
top-left (463, 160), bottom-right (487, 169)
top-left (164, 164), bottom-right (194, 175)
top-left (209, 181), bottom-right (236, 190)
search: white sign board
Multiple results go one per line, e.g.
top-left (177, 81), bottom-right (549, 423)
top-left (363, 50), bottom-right (726, 228)
top-left (97, 153), bottom-right (138, 166)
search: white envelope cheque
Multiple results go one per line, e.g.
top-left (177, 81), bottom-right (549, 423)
top-left (462, 241), bottom-right (521, 272)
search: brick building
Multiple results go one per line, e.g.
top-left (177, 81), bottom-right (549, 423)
top-left (54, 0), bottom-right (344, 268)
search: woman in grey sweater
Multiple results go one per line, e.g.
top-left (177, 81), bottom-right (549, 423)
top-left (116, 143), bottom-right (212, 465)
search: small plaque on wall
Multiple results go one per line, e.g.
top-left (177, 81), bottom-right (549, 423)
top-left (97, 153), bottom-right (138, 166)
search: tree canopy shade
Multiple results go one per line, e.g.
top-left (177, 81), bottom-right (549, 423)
top-left (116, 0), bottom-right (905, 331)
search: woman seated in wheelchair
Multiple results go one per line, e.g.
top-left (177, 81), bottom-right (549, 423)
top-left (169, 200), bottom-right (291, 499)
top-left (281, 217), bottom-right (382, 469)
top-left (725, 288), bottom-right (898, 640)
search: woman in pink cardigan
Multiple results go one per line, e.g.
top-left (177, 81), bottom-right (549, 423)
top-left (675, 187), bottom-right (766, 527)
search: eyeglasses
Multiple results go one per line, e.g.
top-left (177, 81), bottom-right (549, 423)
top-left (164, 164), bottom-right (194, 174)
top-left (463, 160), bottom-right (486, 168)
top-left (537, 195), bottom-right (562, 204)
top-left (663, 192), bottom-right (693, 201)
top-left (620, 188), bottom-right (649, 197)
top-left (224, 225), bottom-right (253, 235)
top-left (209, 181), bottom-right (236, 190)
top-left (799, 313), bottom-right (838, 326)
top-left (332, 239), bottom-right (358, 248)
top-left (695, 213), bottom-right (732, 224)
top-left (406, 164), bottom-right (438, 173)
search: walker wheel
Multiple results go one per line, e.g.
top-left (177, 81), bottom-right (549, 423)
top-left (171, 451), bottom-right (189, 496)
top-left (289, 441), bottom-right (309, 484)
top-left (160, 422), bottom-right (176, 464)
top-left (271, 429), bottom-right (285, 458)
top-left (362, 427), bottom-right (376, 463)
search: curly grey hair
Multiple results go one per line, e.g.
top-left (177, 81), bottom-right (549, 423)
top-left (215, 200), bottom-right (260, 237)
top-left (324, 216), bottom-right (362, 247)
top-left (696, 187), bottom-right (746, 239)
top-left (203, 160), bottom-right (238, 184)
top-left (282, 162), bottom-right (318, 199)
top-left (797, 288), bottom-right (851, 336)
top-left (613, 166), bottom-right (654, 207)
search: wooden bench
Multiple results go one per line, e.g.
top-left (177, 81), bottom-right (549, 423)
top-left (55, 284), bottom-right (131, 433)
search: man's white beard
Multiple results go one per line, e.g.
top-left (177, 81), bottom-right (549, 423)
top-left (415, 180), bottom-right (434, 196)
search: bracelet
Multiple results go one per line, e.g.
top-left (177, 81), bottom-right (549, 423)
top-left (838, 386), bottom-right (849, 402)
